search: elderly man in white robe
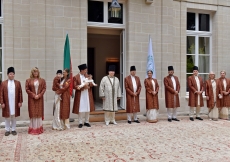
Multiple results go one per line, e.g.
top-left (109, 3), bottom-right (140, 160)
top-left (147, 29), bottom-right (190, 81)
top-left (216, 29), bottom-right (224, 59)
top-left (99, 65), bottom-right (121, 126)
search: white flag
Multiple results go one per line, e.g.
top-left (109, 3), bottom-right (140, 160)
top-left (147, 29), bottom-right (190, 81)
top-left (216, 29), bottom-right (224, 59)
top-left (146, 36), bottom-right (156, 78)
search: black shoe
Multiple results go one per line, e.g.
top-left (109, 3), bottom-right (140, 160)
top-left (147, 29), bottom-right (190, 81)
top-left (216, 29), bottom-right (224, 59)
top-left (189, 117), bottom-right (194, 121)
top-left (128, 121), bottom-right (131, 124)
top-left (168, 118), bottom-right (172, 122)
top-left (78, 124), bottom-right (83, 128)
top-left (172, 118), bottom-right (180, 121)
top-left (69, 118), bottom-right (75, 122)
top-left (11, 131), bottom-right (17, 136)
top-left (84, 123), bottom-right (91, 127)
top-left (196, 117), bottom-right (203, 120)
top-left (5, 131), bottom-right (10, 136)
top-left (134, 120), bottom-right (140, 123)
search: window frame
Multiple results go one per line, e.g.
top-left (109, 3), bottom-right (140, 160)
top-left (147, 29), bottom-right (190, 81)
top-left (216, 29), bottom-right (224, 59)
top-left (186, 10), bottom-right (212, 95)
top-left (87, 0), bottom-right (126, 29)
top-left (0, 0), bottom-right (3, 81)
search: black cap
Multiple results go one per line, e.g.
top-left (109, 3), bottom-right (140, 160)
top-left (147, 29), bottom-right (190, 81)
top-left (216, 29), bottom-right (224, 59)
top-left (56, 70), bottom-right (62, 74)
top-left (7, 67), bottom-right (15, 74)
top-left (130, 66), bottom-right (136, 71)
top-left (193, 66), bottom-right (199, 71)
top-left (168, 66), bottom-right (174, 71)
top-left (78, 64), bottom-right (87, 71)
top-left (108, 65), bottom-right (116, 71)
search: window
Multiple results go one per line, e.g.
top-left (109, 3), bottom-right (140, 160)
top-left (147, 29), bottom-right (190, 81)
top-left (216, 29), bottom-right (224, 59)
top-left (87, 0), bottom-right (124, 26)
top-left (186, 12), bottom-right (211, 92)
top-left (88, 1), bottom-right (104, 22)
top-left (0, 24), bottom-right (2, 82)
top-left (0, 1), bottom-right (2, 82)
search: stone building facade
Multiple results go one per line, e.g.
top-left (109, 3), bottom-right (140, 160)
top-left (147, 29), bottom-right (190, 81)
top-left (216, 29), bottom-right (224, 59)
top-left (1, 0), bottom-right (230, 120)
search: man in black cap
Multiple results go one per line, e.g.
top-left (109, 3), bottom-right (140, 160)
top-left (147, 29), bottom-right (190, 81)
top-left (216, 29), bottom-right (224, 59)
top-left (188, 66), bottom-right (204, 121)
top-left (72, 64), bottom-right (95, 128)
top-left (124, 66), bottom-right (142, 124)
top-left (0, 67), bottom-right (23, 136)
top-left (164, 66), bottom-right (180, 122)
top-left (99, 65), bottom-right (121, 126)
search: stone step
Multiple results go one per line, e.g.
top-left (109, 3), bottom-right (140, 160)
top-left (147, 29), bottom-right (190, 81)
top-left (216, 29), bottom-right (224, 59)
top-left (89, 110), bottom-right (127, 122)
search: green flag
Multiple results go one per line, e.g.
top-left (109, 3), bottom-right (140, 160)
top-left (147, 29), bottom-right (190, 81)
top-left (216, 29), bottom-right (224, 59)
top-left (63, 34), bottom-right (73, 96)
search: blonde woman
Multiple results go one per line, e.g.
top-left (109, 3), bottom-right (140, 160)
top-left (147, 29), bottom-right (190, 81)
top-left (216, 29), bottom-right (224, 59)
top-left (25, 67), bottom-right (46, 135)
top-left (205, 72), bottom-right (221, 121)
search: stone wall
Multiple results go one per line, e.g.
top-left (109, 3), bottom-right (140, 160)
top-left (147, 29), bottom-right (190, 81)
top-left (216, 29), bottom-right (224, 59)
top-left (2, 0), bottom-right (230, 120)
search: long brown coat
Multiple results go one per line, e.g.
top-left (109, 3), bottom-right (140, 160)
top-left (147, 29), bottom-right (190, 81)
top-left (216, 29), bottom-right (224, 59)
top-left (144, 78), bottom-right (159, 110)
top-left (52, 76), bottom-right (61, 91)
top-left (164, 75), bottom-right (180, 108)
top-left (205, 79), bottom-right (221, 108)
top-left (217, 78), bottom-right (230, 107)
top-left (72, 73), bottom-right (95, 114)
top-left (188, 75), bottom-right (204, 107)
top-left (25, 78), bottom-right (46, 119)
top-left (125, 75), bottom-right (142, 113)
top-left (56, 78), bottom-right (71, 119)
top-left (0, 80), bottom-right (23, 118)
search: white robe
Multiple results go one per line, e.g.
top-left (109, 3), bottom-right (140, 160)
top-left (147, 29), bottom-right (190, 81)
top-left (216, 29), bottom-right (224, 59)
top-left (8, 80), bottom-right (15, 116)
top-left (99, 76), bottom-right (121, 111)
top-left (195, 76), bottom-right (200, 105)
top-left (79, 74), bottom-right (90, 112)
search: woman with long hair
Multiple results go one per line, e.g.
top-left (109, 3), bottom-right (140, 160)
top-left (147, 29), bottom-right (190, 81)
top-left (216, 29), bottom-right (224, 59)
top-left (56, 68), bottom-right (71, 129)
top-left (52, 70), bottom-right (63, 130)
top-left (25, 67), bottom-right (46, 135)
top-left (144, 70), bottom-right (159, 123)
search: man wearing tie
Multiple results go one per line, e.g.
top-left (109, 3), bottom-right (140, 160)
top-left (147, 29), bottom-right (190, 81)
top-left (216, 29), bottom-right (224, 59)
top-left (0, 67), bottom-right (23, 136)
top-left (125, 66), bottom-right (142, 124)
top-left (188, 66), bottom-right (204, 121)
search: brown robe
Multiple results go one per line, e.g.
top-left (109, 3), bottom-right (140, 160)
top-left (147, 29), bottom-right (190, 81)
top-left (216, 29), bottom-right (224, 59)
top-left (0, 80), bottom-right (23, 118)
top-left (164, 75), bottom-right (180, 108)
top-left (72, 73), bottom-right (95, 114)
top-left (217, 77), bottom-right (230, 107)
top-left (25, 78), bottom-right (46, 119)
top-left (125, 75), bottom-right (142, 113)
top-left (56, 78), bottom-right (71, 119)
top-left (205, 79), bottom-right (221, 108)
top-left (188, 75), bottom-right (204, 107)
top-left (52, 76), bottom-right (61, 91)
top-left (144, 78), bottom-right (159, 110)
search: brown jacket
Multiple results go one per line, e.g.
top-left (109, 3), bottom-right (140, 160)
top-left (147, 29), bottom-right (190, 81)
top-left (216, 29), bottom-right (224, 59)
top-left (25, 78), bottom-right (46, 119)
top-left (217, 78), bottom-right (230, 107)
top-left (72, 73), bottom-right (95, 114)
top-left (125, 75), bottom-right (142, 113)
top-left (56, 78), bottom-right (71, 119)
top-left (52, 76), bottom-right (61, 91)
top-left (188, 75), bottom-right (204, 107)
top-left (164, 75), bottom-right (180, 108)
top-left (0, 80), bottom-right (23, 118)
top-left (144, 78), bottom-right (159, 110)
top-left (205, 79), bottom-right (222, 108)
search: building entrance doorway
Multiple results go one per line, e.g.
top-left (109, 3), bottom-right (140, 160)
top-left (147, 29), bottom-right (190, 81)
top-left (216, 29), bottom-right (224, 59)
top-left (87, 28), bottom-right (125, 110)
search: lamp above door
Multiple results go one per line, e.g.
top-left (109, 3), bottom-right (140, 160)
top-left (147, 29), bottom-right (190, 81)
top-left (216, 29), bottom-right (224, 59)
top-left (109, 0), bottom-right (121, 21)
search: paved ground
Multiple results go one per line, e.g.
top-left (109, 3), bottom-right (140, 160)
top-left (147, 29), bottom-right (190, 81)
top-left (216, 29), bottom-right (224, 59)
top-left (1, 116), bottom-right (230, 162)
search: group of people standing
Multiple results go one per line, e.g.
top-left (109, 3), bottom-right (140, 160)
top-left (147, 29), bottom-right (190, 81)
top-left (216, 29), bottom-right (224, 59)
top-left (0, 64), bottom-right (229, 136)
